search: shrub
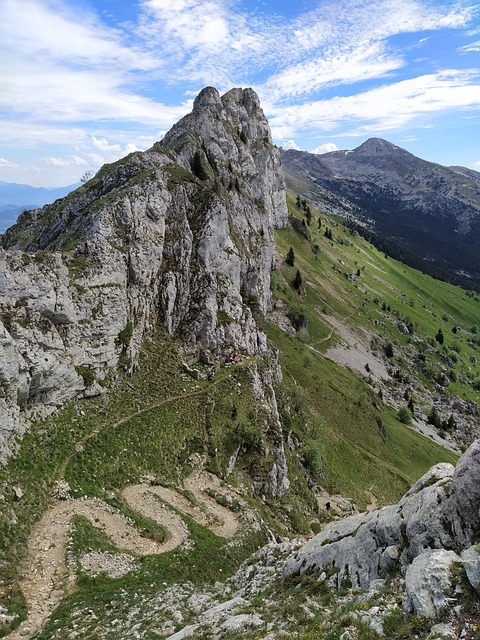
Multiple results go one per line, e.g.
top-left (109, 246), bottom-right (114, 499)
top-left (117, 322), bottom-right (133, 350)
top-left (397, 406), bottom-right (412, 425)
top-left (75, 365), bottom-right (95, 387)
top-left (302, 441), bottom-right (324, 475)
top-left (384, 342), bottom-right (394, 358)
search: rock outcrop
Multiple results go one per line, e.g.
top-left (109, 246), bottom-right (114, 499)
top-left (0, 87), bottom-right (287, 461)
top-left (283, 439), bottom-right (480, 616)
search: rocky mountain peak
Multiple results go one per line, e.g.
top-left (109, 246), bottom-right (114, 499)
top-left (282, 137), bottom-right (480, 289)
top-left (353, 137), bottom-right (403, 156)
top-left (0, 86), bottom-right (287, 461)
top-left (159, 87), bottom-right (275, 206)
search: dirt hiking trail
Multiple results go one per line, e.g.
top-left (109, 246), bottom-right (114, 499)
top-left (8, 470), bottom-right (244, 640)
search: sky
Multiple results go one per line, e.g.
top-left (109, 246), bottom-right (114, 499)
top-left (1, 0), bottom-right (480, 187)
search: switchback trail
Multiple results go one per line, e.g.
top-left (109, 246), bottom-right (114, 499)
top-left (9, 366), bottom-right (251, 639)
top-left (8, 471), bottom-right (244, 640)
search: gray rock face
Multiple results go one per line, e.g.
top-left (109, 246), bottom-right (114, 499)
top-left (283, 441), bottom-right (480, 598)
top-left (449, 439), bottom-right (480, 546)
top-left (0, 87), bottom-right (287, 462)
top-left (404, 549), bottom-right (461, 617)
top-left (461, 545), bottom-right (480, 592)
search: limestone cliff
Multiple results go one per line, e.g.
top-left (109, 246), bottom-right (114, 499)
top-left (0, 87), bottom-right (287, 462)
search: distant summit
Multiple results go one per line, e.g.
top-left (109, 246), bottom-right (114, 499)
top-left (351, 137), bottom-right (404, 156)
top-left (281, 139), bottom-right (480, 290)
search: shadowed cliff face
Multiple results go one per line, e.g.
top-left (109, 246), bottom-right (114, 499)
top-left (0, 87), bottom-right (287, 461)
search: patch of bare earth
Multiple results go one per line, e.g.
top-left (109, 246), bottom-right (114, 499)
top-left (322, 314), bottom-right (389, 382)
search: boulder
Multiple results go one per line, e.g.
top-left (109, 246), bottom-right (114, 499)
top-left (449, 439), bottom-right (480, 547)
top-left (404, 549), bottom-right (461, 617)
top-left (283, 442), bottom-right (480, 590)
top-left (461, 545), bottom-right (480, 592)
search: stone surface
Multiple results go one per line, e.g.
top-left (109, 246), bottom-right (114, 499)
top-left (449, 439), bottom-right (480, 547)
top-left (283, 442), bottom-right (480, 590)
top-left (0, 86), bottom-right (287, 463)
top-left (404, 549), bottom-right (461, 617)
top-left (461, 545), bottom-right (480, 592)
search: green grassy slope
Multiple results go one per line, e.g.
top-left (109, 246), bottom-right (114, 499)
top-left (265, 192), bottom-right (480, 509)
top-left (2, 192), bottom-right (478, 636)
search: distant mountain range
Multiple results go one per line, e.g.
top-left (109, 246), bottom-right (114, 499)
top-left (281, 139), bottom-right (480, 291)
top-left (0, 181), bottom-right (80, 233)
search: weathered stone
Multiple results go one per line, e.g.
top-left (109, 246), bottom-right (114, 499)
top-left (13, 485), bottom-right (24, 500)
top-left (218, 613), bottom-right (263, 633)
top-left (450, 439), bottom-right (480, 546)
top-left (404, 549), bottom-right (461, 617)
top-left (282, 454), bottom-right (466, 589)
top-left (461, 546), bottom-right (480, 592)
top-left (51, 480), bottom-right (70, 500)
top-left (0, 87), bottom-right (288, 464)
top-left (83, 381), bottom-right (106, 398)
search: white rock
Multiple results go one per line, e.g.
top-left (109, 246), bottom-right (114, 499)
top-left (461, 545), bottom-right (480, 592)
top-left (404, 549), bottom-right (461, 617)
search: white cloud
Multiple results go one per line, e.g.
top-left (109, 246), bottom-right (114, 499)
top-left (92, 137), bottom-right (122, 153)
top-left (0, 0), bottom-right (188, 127)
top-left (124, 144), bottom-right (140, 154)
top-left (144, 0), bottom-right (229, 49)
top-left (84, 153), bottom-right (105, 167)
top-left (2, 0), bottom-right (155, 71)
top-left (257, 0), bottom-right (473, 102)
top-left (282, 140), bottom-right (302, 151)
top-left (458, 40), bottom-right (480, 52)
top-left (0, 157), bottom-right (19, 168)
top-left (43, 157), bottom-right (69, 167)
top-left (263, 44), bottom-right (403, 102)
top-left (0, 0), bottom-right (478, 184)
top-left (42, 155), bottom-right (88, 167)
top-left (70, 155), bottom-right (89, 167)
top-left (311, 143), bottom-right (339, 155)
top-left (268, 70), bottom-right (480, 138)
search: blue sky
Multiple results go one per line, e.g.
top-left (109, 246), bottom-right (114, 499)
top-left (1, 0), bottom-right (479, 187)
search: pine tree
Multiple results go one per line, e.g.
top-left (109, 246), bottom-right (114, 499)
top-left (286, 246), bottom-right (295, 266)
top-left (296, 194), bottom-right (301, 208)
top-left (306, 205), bottom-right (312, 226)
top-left (407, 397), bottom-right (415, 414)
top-left (427, 406), bottom-right (440, 428)
top-left (293, 269), bottom-right (303, 290)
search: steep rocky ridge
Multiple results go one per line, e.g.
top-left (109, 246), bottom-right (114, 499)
top-left (0, 86), bottom-right (287, 462)
top-left (281, 140), bottom-right (480, 290)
